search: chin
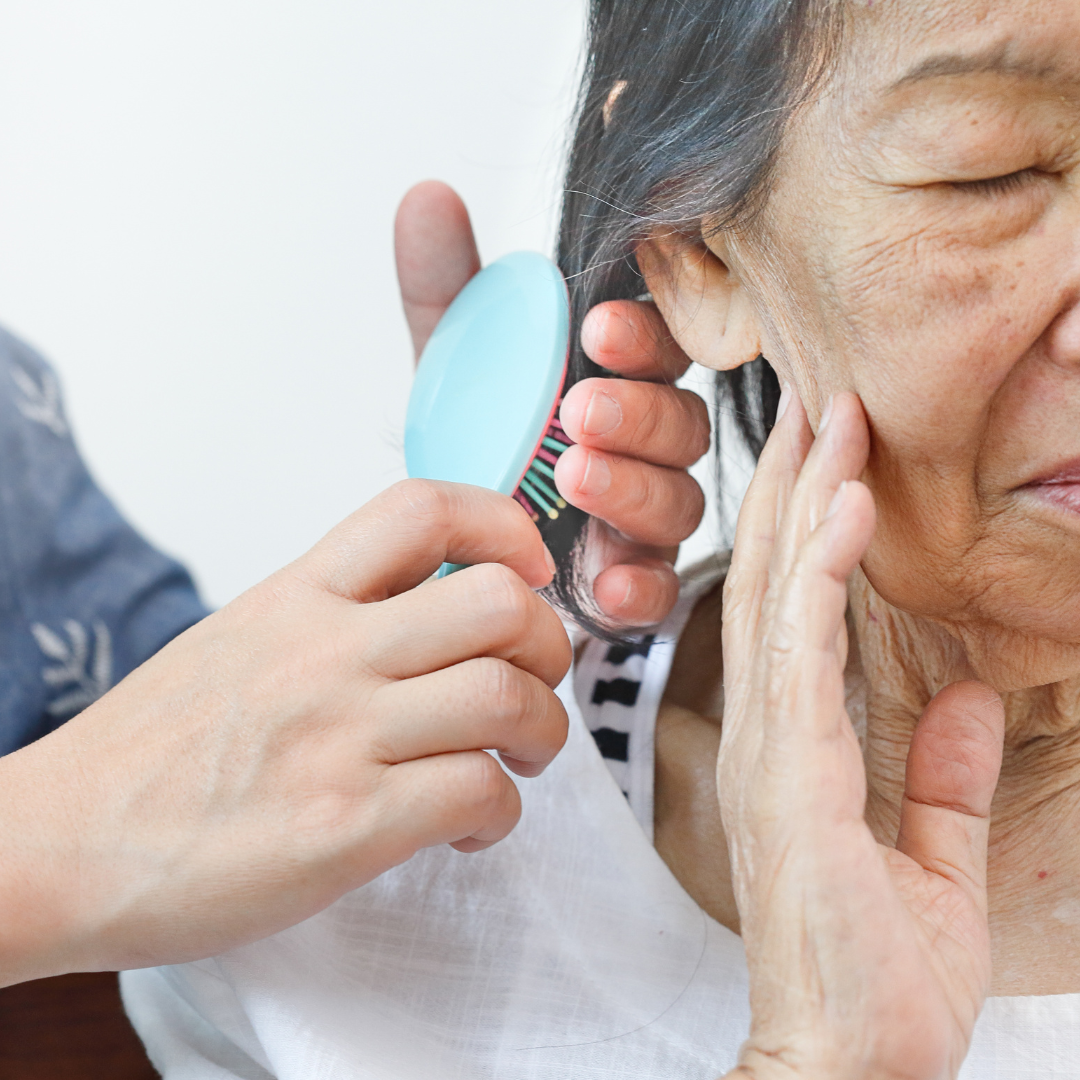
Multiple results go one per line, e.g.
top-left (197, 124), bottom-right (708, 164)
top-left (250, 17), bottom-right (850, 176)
top-left (862, 531), bottom-right (1080, 693)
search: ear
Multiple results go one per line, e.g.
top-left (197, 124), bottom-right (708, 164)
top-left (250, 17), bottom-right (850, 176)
top-left (636, 231), bottom-right (761, 371)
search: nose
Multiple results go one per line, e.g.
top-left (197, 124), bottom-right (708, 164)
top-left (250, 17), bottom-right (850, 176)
top-left (1044, 296), bottom-right (1080, 369)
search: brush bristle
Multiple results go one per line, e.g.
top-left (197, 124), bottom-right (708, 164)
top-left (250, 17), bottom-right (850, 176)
top-left (513, 414), bottom-right (572, 522)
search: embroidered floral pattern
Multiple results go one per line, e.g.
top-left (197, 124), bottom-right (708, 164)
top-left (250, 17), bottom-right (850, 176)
top-left (31, 619), bottom-right (113, 718)
top-left (11, 364), bottom-right (68, 438)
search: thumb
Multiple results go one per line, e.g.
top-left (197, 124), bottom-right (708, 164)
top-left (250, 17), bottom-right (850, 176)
top-left (299, 481), bottom-right (555, 603)
top-left (895, 681), bottom-right (1005, 900)
top-left (394, 180), bottom-right (481, 361)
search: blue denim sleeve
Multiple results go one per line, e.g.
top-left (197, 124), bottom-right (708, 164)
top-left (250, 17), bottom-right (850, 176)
top-left (0, 326), bottom-right (210, 753)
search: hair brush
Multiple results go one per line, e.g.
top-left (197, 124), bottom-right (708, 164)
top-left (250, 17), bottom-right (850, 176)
top-left (405, 251), bottom-right (584, 576)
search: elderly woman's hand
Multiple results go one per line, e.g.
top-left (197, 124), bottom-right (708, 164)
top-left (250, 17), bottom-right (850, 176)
top-left (395, 181), bottom-right (708, 628)
top-left (0, 481), bottom-right (570, 987)
top-left (719, 389), bottom-right (1006, 1080)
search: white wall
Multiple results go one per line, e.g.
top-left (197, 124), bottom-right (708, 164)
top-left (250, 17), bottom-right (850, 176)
top-left (0, 0), bottom-right (728, 609)
top-left (0, 2), bottom-right (588, 606)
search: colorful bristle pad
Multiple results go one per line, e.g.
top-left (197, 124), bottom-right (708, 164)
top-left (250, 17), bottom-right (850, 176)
top-left (405, 251), bottom-right (571, 500)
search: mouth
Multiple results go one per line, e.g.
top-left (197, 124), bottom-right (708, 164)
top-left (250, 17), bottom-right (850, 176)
top-left (1023, 458), bottom-right (1080, 517)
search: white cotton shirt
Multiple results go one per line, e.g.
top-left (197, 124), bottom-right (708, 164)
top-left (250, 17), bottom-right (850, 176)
top-left (121, 567), bottom-right (1080, 1080)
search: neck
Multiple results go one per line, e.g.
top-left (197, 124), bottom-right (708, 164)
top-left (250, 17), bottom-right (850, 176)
top-left (848, 570), bottom-right (1080, 994)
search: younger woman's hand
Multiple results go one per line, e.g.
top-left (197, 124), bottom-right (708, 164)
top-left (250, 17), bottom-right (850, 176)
top-left (0, 481), bottom-right (570, 986)
top-left (395, 181), bottom-right (709, 628)
top-left (719, 389), bottom-right (1005, 1080)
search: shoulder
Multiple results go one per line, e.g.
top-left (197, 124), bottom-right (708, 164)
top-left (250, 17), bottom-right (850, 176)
top-left (0, 327), bottom-right (70, 439)
top-left (0, 326), bottom-right (208, 745)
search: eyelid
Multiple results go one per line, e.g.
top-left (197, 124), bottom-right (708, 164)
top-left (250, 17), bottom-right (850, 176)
top-left (951, 167), bottom-right (1047, 196)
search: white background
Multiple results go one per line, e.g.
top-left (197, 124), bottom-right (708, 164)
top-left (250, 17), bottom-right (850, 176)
top-left (0, 1), bottom-right (725, 608)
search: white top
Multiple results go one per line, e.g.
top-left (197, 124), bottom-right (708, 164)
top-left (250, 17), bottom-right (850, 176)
top-left (121, 566), bottom-right (1080, 1079)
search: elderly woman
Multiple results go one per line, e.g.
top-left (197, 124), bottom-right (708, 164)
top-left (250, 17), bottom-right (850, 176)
top-left (120, 0), bottom-right (1079, 1077)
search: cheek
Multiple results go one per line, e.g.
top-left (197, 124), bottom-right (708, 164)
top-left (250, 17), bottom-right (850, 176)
top-left (827, 208), bottom-right (1052, 435)
top-left (807, 207), bottom-right (1075, 619)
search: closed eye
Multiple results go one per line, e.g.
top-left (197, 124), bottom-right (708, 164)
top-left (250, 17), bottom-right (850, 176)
top-left (951, 168), bottom-right (1045, 197)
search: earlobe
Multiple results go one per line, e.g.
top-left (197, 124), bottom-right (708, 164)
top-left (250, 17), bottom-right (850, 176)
top-left (636, 232), bottom-right (761, 371)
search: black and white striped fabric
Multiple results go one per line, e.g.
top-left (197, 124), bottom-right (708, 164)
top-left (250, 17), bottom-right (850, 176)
top-left (573, 558), bottom-right (728, 842)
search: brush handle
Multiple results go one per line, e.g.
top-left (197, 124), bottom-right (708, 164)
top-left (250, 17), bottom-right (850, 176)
top-left (436, 562), bottom-right (468, 579)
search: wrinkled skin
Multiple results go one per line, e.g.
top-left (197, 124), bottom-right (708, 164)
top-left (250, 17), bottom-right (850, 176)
top-left (760, 0), bottom-right (1080, 687)
top-left (636, 1), bottom-right (1080, 1076)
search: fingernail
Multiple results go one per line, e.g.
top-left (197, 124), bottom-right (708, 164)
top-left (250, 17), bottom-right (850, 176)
top-left (582, 390), bottom-right (622, 436)
top-left (819, 394), bottom-right (835, 432)
top-left (825, 481), bottom-right (848, 520)
top-left (776, 383), bottom-right (793, 422)
top-left (542, 544), bottom-right (557, 576)
top-left (614, 575), bottom-right (636, 615)
top-left (577, 452), bottom-right (612, 496)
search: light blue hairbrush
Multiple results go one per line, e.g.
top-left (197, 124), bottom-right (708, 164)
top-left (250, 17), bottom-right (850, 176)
top-left (405, 251), bottom-right (578, 576)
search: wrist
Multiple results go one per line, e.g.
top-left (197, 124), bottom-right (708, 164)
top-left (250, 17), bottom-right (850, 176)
top-left (725, 1050), bottom-right (917, 1080)
top-left (723, 1056), bottom-right (804, 1080)
top-left (0, 719), bottom-right (114, 985)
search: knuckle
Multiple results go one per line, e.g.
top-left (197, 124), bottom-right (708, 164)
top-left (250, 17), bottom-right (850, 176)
top-left (547, 632), bottom-right (574, 686)
top-left (544, 612), bottom-right (574, 681)
top-left (681, 473), bottom-right (706, 519)
top-left (625, 461), bottom-right (657, 519)
top-left (470, 562), bottom-right (534, 626)
top-left (635, 467), bottom-right (701, 542)
top-left (289, 779), bottom-right (372, 852)
top-left (461, 751), bottom-right (514, 814)
top-left (386, 476), bottom-right (444, 511)
top-left (470, 657), bottom-right (532, 722)
top-left (382, 478), bottom-right (450, 530)
top-left (635, 391), bottom-right (667, 446)
top-left (540, 693), bottom-right (570, 751)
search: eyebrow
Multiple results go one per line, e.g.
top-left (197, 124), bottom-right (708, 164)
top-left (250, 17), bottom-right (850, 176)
top-left (888, 45), bottom-right (1066, 92)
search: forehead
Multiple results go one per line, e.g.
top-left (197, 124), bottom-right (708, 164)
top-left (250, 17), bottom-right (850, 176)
top-left (843, 0), bottom-right (1080, 90)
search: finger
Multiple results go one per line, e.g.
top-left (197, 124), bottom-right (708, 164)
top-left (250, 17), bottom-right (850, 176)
top-left (369, 658), bottom-right (568, 777)
top-left (559, 378), bottom-right (710, 468)
top-left (719, 483), bottom-right (874, 809)
top-left (394, 180), bottom-right (481, 360)
top-left (554, 446), bottom-right (704, 547)
top-left (358, 560), bottom-right (572, 687)
top-left (591, 558), bottom-right (681, 627)
top-left (771, 391), bottom-right (870, 582)
top-left (761, 479), bottom-right (877, 740)
top-left (722, 385), bottom-right (811, 670)
top-left (578, 518), bottom-right (681, 626)
top-left (382, 750), bottom-right (522, 855)
top-left (302, 480), bottom-right (555, 602)
top-left (581, 300), bottom-right (692, 382)
top-left (769, 479), bottom-right (877, 662)
top-left (896, 681), bottom-right (1004, 896)
top-left (724, 479), bottom-right (873, 769)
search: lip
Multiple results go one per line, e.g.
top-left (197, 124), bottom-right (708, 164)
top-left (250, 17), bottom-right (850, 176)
top-left (1022, 457), bottom-right (1080, 516)
top-left (1028, 482), bottom-right (1080, 518)
top-left (1027, 457), bottom-right (1080, 487)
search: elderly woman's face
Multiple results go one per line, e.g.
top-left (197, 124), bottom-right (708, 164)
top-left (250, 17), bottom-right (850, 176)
top-left (732, 0), bottom-right (1080, 687)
